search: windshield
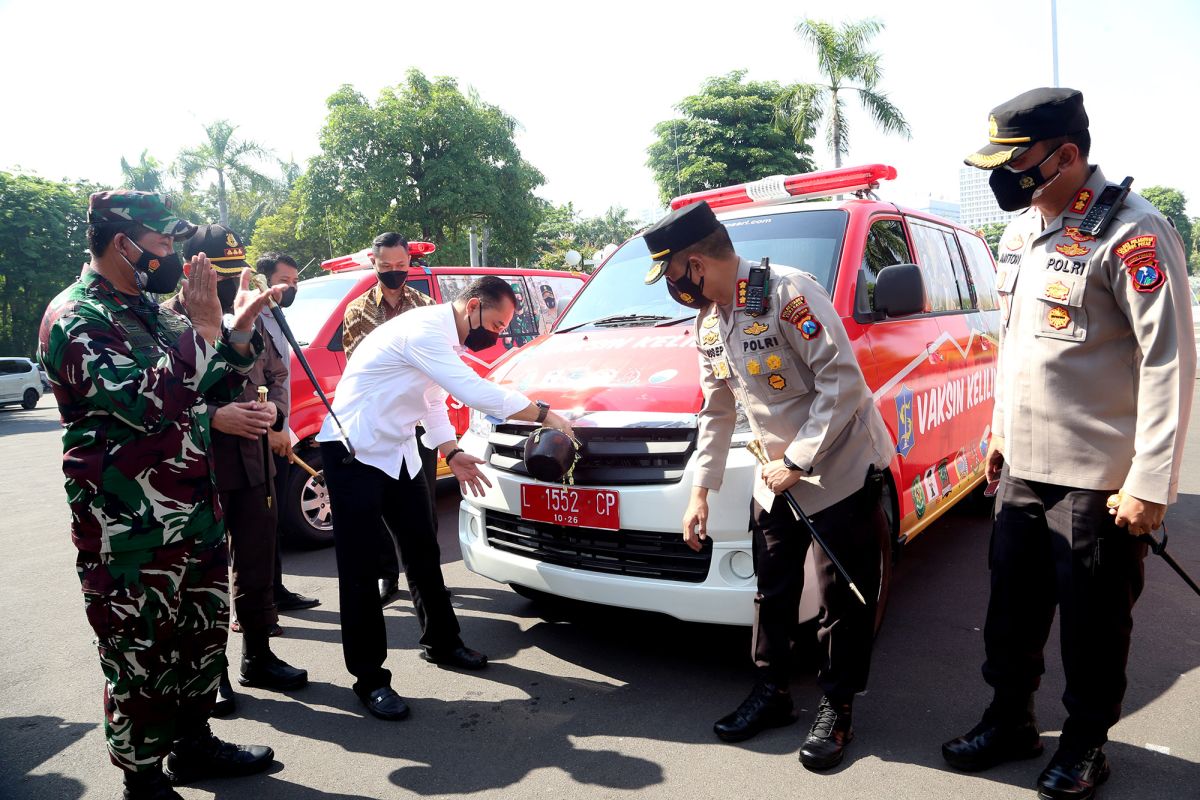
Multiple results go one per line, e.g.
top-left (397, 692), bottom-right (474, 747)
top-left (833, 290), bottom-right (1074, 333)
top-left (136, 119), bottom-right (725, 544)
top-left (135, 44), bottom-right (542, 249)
top-left (557, 209), bottom-right (849, 330)
top-left (284, 275), bottom-right (362, 346)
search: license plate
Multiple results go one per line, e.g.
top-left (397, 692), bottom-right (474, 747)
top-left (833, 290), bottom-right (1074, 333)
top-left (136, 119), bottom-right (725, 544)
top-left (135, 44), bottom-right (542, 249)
top-left (520, 484), bottom-right (620, 531)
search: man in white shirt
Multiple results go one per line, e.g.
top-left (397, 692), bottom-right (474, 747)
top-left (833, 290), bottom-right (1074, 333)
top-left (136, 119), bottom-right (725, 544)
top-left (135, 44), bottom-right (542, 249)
top-left (316, 276), bottom-right (573, 721)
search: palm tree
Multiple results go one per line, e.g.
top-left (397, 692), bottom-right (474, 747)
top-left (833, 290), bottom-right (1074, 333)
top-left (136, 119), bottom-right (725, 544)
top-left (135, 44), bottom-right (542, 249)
top-left (176, 120), bottom-right (275, 226)
top-left (119, 150), bottom-right (164, 193)
top-left (776, 18), bottom-right (911, 168)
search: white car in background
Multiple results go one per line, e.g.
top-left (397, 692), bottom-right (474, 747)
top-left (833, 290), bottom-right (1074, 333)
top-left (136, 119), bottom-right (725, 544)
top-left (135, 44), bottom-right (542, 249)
top-left (0, 357), bottom-right (43, 409)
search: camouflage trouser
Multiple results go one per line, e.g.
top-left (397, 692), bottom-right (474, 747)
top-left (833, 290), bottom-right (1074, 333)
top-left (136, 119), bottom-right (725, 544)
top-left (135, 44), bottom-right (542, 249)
top-left (76, 532), bottom-right (229, 773)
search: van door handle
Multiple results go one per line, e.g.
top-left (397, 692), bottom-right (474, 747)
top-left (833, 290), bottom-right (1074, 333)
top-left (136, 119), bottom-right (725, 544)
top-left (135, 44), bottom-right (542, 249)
top-left (926, 343), bottom-right (944, 364)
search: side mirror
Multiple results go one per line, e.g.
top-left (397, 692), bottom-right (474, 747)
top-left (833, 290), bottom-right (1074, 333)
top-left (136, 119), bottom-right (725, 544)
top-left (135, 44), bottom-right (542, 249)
top-left (872, 263), bottom-right (926, 318)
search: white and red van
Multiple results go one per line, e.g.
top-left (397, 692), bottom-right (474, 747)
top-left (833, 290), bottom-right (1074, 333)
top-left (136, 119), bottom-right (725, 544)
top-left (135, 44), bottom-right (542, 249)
top-left (279, 249), bottom-right (585, 545)
top-left (456, 165), bottom-right (1000, 625)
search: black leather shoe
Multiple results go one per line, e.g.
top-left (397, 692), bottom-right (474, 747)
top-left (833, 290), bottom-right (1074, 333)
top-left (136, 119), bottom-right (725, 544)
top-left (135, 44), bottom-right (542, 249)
top-left (712, 682), bottom-right (797, 743)
top-left (420, 646), bottom-right (488, 670)
top-left (358, 686), bottom-right (411, 721)
top-left (123, 768), bottom-right (183, 799)
top-left (211, 670), bottom-right (237, 717)
top-left (1038, 746), bottom-right (1110, 800)
top-left (942, 714), bottom-right (1043, 772)
top-left (799, 696), bottom-right (854, 770)
top-left (239, 652), bottom-right (308, 691)
top-left (379, 578), bottom-right (400, 604)
top-left (276, 590), bottom-right (320, 611)
top-left (163, 725), bottom-right (273, 785)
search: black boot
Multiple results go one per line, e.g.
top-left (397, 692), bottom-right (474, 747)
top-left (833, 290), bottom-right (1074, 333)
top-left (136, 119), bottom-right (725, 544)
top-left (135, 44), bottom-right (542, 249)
top-left (211, 669), bottom-right (237, 717)
top-left (163, 723), bottom-right (274, 785)
top-left (1037, 746), bottom-right (1110, 800)
top-left (122, 767), bottom-right (182, 799)
top-left (712, 681), bottom-right (797, 743)
top-left (239, 628), bottom-right (308, 691)
top-left (799, 696), bottom-right (854, 770)
top-left (942, 697), bottom-right (1043, 772)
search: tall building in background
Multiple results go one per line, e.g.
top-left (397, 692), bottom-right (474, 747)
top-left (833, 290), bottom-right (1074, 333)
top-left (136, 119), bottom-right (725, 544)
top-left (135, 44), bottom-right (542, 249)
top-left (915, 197), bottom-right (961, 223)
top-left (958, 166), bottom-right (1018, 229)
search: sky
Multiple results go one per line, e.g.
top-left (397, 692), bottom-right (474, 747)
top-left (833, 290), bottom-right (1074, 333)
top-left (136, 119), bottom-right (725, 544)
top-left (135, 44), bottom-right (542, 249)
top-left (2, 0), bottom-right (1198, 225)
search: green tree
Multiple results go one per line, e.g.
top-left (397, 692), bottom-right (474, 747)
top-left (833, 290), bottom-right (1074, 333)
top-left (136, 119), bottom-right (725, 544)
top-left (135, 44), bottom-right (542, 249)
top-left (299, 71), bottom-right (544, 266)
top-left (119, 150), bottom-right (164, 193)
top-left (531, 203), bottom-right (642, 270)
top-left (776, 18), bottom-right (911, 167)
top-left (1140, 186), bottom-right (1193, 258)
top-left (176, 120), bottom-right (275, 227)
top-left (1190, 216), bottom-right (1200, 276)
top-left (249, 177), bottom-right (337, 271)
top-left (0, 172), bottom-right (95, 356)
top-left (647, 71), bottom-right (814, 204)
top-left (977, 222), bottom-right (1007, 258)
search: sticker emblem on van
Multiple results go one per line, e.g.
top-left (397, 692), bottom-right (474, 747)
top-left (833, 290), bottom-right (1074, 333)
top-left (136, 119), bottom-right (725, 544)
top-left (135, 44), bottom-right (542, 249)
top-left (911, 477), bottom-right (926, 518)
top-left (895, 385), bottom-right (915, 458)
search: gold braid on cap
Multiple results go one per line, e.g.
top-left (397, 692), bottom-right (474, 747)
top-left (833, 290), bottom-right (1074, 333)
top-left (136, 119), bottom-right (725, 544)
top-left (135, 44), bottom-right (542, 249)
top-left (965, 147), bottom-right (1018, 169)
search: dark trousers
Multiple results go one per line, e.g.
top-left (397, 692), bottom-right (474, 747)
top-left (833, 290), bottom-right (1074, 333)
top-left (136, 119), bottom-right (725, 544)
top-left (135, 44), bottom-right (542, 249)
top-left (983, 467), bottom-right (1147, 747)
top-left (379, 429), bottom-right (439, 582)
top-left (320, 440), bottom-right (461, 695)
top-left (752, 469), bottom-right (886, 701)
top-left (271, 452), bottom-right (289, 597)
top-left (219, 484), bottom-right (280, 632)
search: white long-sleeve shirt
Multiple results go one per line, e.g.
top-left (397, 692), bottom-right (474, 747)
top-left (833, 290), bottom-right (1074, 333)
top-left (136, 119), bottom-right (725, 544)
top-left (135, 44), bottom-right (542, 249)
top-left (316, 303), bottom-right (529, 479)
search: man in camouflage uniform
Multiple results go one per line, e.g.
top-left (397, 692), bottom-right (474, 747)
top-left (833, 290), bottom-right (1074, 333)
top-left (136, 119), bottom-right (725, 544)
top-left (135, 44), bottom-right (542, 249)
top-left (341, 231), bottom-right (440, 604)
top-left (38, 191), bottom-right (278, 800)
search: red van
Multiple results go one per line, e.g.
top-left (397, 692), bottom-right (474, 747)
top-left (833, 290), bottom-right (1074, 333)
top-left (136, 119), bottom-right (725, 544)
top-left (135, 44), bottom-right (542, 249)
top-left (456, 165), bottom-right (1000, 627)
top-left (279, 250), bottom-right (586, 545)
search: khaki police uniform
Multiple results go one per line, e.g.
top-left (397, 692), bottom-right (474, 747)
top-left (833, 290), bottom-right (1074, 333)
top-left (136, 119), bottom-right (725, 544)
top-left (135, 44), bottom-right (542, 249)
top-left (694, 257), bottom-right (893, 696)
top-left (985, 166), bottom-right (1195, 748)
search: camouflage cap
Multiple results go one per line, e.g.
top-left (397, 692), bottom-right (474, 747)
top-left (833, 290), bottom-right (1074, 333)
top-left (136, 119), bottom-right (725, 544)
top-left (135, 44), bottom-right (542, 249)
top-left (87, 190), bottom-right (197, 239)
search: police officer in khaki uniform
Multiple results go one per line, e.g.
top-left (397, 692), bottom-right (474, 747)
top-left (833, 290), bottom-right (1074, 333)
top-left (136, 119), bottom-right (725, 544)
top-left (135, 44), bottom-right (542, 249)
top-left (944, 88), bottom-right (1195, 800)
top-left (643, 201), bottom-right (894, 770)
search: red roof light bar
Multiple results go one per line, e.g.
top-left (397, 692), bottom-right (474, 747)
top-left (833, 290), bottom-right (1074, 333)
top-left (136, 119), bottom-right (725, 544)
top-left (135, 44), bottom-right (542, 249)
top-left (320, 241), bottom-right (437, 271)
top-left (670, 164), bottom-right (898, 211)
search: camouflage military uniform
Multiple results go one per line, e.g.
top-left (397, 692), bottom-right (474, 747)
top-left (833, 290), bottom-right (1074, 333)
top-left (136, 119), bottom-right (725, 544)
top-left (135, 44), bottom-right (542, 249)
top-left (38, 269), bottom-right (260, 773)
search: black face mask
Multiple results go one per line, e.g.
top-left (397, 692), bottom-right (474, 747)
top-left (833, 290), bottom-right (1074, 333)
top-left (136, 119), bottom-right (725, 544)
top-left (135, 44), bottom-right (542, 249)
top-left (989, 146), bottom-right (1063, 212)
top-left (217, 278), bottom-right (240, 313)
top-left (464, 305), bottom-right (499, 352)
top-left (666, 260), bottom-right (712, 310)
top-left (122, 237), bottom-right (185, 294)
top-left (377, 269), bottom-right (408, 290)
top-left (279, 286), bottom-right (297, 308)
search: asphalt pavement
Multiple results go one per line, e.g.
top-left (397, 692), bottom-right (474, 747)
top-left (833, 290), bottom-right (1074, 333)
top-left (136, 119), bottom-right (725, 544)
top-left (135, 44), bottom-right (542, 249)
top-left (1, 392), bottom-right (1196, 799)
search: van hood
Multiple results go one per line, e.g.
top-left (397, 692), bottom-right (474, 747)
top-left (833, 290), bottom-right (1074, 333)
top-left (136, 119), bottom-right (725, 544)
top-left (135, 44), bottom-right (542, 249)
top-left (488, 326), bottom-right (703, 415)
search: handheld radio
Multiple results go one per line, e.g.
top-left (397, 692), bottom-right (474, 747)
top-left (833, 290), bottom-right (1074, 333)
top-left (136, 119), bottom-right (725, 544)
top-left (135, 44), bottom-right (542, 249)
top-left (744, 258), bottom-right (770, 316)
top-left (1078, 176), bottom-right (1133, 238)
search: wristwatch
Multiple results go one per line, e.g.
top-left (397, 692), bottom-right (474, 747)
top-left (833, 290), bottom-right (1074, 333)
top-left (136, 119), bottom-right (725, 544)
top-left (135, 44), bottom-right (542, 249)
top-left (535, 400), bottom-right (550, 424)
top-left (222, 313), bottom-right (253, 345)
top-left (782, 455), bottom-right (808, 474)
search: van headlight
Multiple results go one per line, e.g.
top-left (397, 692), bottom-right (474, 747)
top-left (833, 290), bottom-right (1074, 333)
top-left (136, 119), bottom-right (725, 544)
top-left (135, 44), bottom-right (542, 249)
top-left (468, 408), bottom-right (495, 438)
top-left (730, 401), bottom-right (754, 448)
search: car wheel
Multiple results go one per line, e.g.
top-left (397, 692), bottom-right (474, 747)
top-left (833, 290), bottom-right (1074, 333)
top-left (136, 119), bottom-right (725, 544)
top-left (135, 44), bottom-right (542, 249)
top-left (21, 389), bottom-right (39, 410)
top-left (281, 446), bottom-right (334, 548)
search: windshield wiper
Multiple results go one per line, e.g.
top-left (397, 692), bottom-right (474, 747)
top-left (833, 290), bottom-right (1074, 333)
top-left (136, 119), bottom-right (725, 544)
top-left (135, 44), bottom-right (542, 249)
top-left (557, 313), bottom-right (672, 333)
top-left (655, 314), bottom-right (697, 327)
